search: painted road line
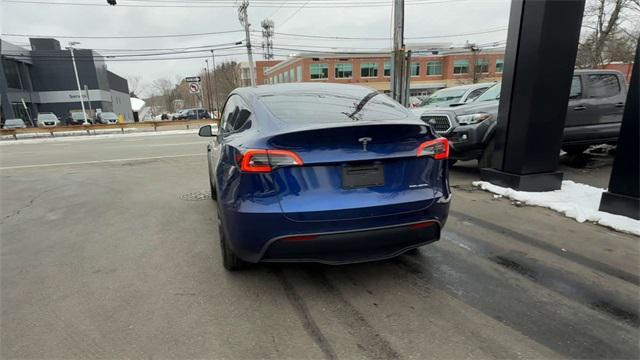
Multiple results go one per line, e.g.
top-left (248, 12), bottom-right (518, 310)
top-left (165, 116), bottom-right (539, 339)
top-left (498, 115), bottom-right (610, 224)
top-left (146, 142), bottom-right (207, 147)
top-left (0, 153), bottom-right (204, 171)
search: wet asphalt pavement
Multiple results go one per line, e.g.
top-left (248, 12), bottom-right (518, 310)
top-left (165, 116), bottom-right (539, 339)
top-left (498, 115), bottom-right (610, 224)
top-left (1, 133), bottom-right (638, 359)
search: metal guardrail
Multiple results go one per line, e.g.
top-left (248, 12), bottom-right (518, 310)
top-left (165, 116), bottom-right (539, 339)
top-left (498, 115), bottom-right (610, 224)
top-left (0, 119), bottom-right (220, 140)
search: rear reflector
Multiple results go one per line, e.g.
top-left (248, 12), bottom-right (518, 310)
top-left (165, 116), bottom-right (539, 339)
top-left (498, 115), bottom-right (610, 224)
top-left (417, 138), bottom-right (449, 160)
top-left (280, 235), bottom-right (316, 242)
top-left (240, 149), bottom-right (303, 173)
top-left (409, 221), bottom-right (437, 230)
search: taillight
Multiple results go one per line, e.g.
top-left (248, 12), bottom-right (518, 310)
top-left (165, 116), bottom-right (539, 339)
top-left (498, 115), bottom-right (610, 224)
top-left (417, 138), bottom-right (449, 160)
top-left (240, 149), bottom-right (303, 173)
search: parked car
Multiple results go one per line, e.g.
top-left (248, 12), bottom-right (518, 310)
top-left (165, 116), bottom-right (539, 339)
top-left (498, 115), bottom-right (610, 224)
top-left (174, 108), bottom-right (210, 120)
top-left (2, 118), bottom-right (27, 129)
top-left (95, 112), bottom-right (118, 124)
top-left (199, 83), bottom-right (451, 270)
top-left (65, 111), bottom-right (93, 125)
top-left (36, 112), bottom-right (61, 127)
top-left (418, 70), bottom-right (627, 167)
top-left (171, 110), bottom-right (187, 120)
top-left (411, 83), bottom-right (494, 115)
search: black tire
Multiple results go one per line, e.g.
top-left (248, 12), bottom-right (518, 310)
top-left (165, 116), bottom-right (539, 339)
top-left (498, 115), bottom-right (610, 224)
top-left (478, 138), bottom-right (495, 168)
top-left (218, 214), bottom-right (248, 271)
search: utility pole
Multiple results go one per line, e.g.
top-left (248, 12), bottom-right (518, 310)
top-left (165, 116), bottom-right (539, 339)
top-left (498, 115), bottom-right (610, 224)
top-left (84, 84), bottom-right (93, 119)
top-left (467, 42), bottom-right (480, 84)
top-left (261, 19), bottom-right (274, 60)
top-left (204, 62), bottom-right (213, 111)
top-left (66, 42), bottom-right (88, 123)
top-left (390, 0), bottom-right (406, 105)
top-left (238, 0), bottom-right (256, 87)
top-left (211, 49), bottom-right (219, 114)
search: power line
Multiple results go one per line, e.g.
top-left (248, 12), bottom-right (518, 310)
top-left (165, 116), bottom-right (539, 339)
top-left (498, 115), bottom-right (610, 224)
top-left (277, 0), bottom-right (311, 29)
top-left (5, 0), bottom-right (472, 8)
top-left (2, 41), bottom-right (244, 53)
top-left (266, 27), bottom-right (508, 40)
top-left (3, 26), bottom-right (506, 41)
top-left (4, 52), bottom-right (255, 62)
top-left (2, 45), bottom-right (245, 59)
top-left (1, 30), bottom-right (244, 39)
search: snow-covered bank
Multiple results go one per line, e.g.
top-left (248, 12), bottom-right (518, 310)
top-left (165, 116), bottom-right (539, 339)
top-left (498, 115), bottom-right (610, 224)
top-left (0, 129), bottom-right (201, 145)
top-left (473, 180), bottom-right (639, 236)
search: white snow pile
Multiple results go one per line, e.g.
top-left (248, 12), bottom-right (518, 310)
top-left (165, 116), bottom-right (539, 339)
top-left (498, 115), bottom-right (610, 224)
top-left (0, 129), bottom-right (201, 145)
top-left (473, 180), bottom-right (640, 236)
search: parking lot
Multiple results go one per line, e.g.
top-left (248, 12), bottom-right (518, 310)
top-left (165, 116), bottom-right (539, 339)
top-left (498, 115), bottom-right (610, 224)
top-left (1, 133), bottom-right (638, 359)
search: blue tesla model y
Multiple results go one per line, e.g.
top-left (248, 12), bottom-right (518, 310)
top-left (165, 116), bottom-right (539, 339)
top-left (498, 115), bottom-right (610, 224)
top-left (199, 83), bottom-right (451, 270)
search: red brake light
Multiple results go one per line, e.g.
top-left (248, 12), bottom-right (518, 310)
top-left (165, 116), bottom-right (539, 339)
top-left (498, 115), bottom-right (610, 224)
top-left (409, 221), bottom-right (437, 230)
top-left (417, 138), bottom-right (449, 160)
top-left (280, 235), bottom-right (316, 242)
top-left (240, 149), bottom-right (303, 173)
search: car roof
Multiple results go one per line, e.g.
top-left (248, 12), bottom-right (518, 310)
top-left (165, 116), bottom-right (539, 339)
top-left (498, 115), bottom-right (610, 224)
top-left (436, 83), bottom-right (494, 92)
top-left (234, 83), bottom-right (377, 102)
top-left (574, 69), bottom-right (624, 76)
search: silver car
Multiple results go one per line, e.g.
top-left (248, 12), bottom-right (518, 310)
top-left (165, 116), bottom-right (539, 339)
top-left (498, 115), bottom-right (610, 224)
top-left (96, 112), bottom-right (118, 124)
top-left (2, 118), bottom-right (27, 129)
top-left (37, 112), bottom-right (61, 127)
top-left (411, 83), bottom-right (494, 115)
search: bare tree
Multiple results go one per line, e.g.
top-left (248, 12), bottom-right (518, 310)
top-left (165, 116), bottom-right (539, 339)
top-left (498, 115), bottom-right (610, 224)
top-left (127, 75), bottom-right (147, 98)
top-left (212, 61), bottom-right (242, 110)
top-left (577, 0), bottom-right (640, 67)
top-left (149, 77), bottom-right (180, 113)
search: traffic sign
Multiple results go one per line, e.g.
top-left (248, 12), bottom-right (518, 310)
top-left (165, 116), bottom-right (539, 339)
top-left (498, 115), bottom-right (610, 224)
top-left (189, 82), bottom-right (201, 94)
top-left (185, 76), bottom-right (201, 83)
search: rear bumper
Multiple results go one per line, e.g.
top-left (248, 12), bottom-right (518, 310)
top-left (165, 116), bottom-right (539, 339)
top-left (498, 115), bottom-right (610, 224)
top-left (220, 198), bottom-right (449, 264)
top-left (261, 220), bottom-right (441, 265)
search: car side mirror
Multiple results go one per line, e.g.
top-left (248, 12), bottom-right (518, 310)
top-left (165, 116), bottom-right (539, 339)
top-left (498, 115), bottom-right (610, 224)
top-left (199, 125), bottom-right (214, 137)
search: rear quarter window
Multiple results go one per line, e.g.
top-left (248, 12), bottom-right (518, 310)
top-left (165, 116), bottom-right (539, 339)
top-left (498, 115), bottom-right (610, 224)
top-left (588, 74), bottom-right (620, 98)
top-left (259, 92), bottom-right (409, 123)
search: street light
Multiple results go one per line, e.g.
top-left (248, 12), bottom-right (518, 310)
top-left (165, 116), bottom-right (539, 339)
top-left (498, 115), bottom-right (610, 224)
top-left (66, 41), bottom-right (88, 124)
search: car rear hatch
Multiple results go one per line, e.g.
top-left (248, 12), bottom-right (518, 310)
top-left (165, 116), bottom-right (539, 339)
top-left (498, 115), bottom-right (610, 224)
top-left (263, 123), bottom-right (445, 222)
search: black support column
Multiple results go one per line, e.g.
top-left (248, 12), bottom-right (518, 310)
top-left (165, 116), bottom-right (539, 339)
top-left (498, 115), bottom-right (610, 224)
top-left (598, 41), bottom-right (639, 220)
top-left (0, 56), bottom-right (17, 120)
top-left (480, 0), bottom-right (586, 191)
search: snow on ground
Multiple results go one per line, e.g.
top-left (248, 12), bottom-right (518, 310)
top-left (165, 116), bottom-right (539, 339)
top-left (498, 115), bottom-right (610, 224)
top-left (473, 180), bottom-right (640, 236)
top-left (0, 129), bottom-right (201, 145)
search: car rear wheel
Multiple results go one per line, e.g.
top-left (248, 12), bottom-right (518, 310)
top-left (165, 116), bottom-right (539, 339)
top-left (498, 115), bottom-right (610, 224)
top-left (218, 214), bottom-right (248, 271)
top-left (478, 138), bottom-right (495, 168)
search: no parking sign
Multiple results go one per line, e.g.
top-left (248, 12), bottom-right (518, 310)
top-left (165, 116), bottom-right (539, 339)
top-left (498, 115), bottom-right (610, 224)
top-left (189, 82), bottom-right (201, 94)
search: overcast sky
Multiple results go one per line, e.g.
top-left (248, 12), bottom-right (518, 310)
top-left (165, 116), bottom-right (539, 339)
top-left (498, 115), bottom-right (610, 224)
top-left (2, 0), bottom-right (512, 96)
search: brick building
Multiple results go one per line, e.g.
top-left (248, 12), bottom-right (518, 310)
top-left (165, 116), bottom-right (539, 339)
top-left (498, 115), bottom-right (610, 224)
top-left (256, 49), bottom-right (504, 97)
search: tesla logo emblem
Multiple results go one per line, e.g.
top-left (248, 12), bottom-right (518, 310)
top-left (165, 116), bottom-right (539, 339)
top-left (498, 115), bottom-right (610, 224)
top-left (358, 137), bottom-right (372, 151)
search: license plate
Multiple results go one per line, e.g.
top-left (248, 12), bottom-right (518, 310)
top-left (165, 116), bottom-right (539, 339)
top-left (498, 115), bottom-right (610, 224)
top-left (341, 164), bottom-right (385, 189)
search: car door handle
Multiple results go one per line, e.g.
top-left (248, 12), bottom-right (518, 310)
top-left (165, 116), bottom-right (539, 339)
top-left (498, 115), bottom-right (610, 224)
top-left (615, 102), bottom-right (625, 108)
top-left (573, 105), bottom-right (586, 111)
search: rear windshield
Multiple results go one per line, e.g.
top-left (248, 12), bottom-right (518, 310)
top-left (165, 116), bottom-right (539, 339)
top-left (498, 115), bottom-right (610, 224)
top-left (37, 113), bottom-right (57, 121)
top-left (71, 112), bottom-right (87, 120)
top-left (420, 88), bottom-right (467, 107)
top-left (259, 92), bottom-right (409, 123)
top-left (5, 119), bottom-right (24, 125)
top-left (100, 112), bottom-right (117, 119)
